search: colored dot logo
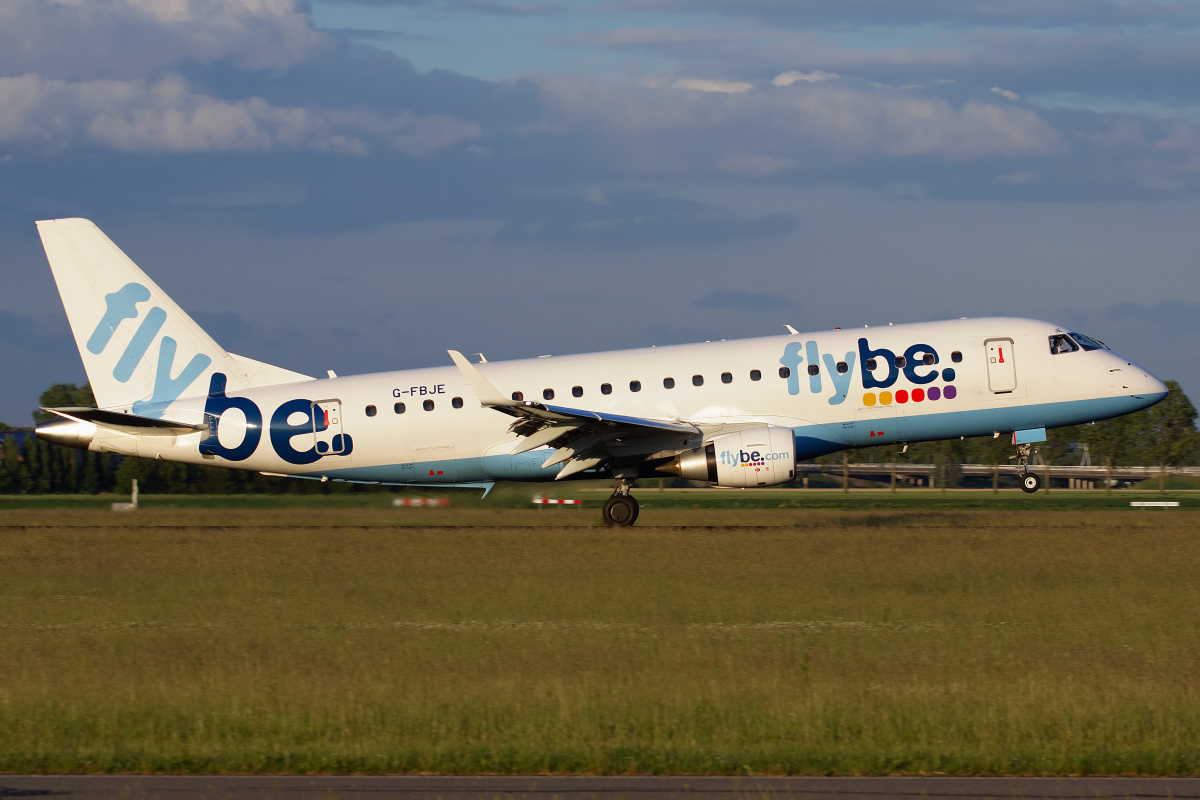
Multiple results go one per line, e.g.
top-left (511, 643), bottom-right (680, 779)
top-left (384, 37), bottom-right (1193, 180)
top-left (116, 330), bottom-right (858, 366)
top-left (863, 385), bottom-right (956, 406)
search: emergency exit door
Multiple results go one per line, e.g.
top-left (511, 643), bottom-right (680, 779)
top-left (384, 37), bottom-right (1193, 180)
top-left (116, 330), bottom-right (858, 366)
top-left (984, 339), bottom-right (1017, 393)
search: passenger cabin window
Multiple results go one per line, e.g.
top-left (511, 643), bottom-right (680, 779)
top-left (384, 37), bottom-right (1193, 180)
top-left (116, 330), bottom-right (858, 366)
top-left (452, 397), bottom-right (464, 409)
top-left (601, 383), bottom-right (612, 395)
top-left (721, 372), bottom-right (733, 384)
top-left (1049, 334), bottom-right (1079, 355)
top-left (865, 358), bottom-right (877, 371)
top-left (365, 405), bottom-right (377, 417)
top-left (951, 351), bottom-right (962, 363)
top-left (922, 353), bottom-right (936, 365)
top-left (894, 356), bottom-right (907, 368)
top-left (663, 377), bottom-right (675, 389)
top-left (807, 364), bottom-right (819, 376)
top-left (572, 386), bottom-right (583, 398)
top-left (512, 391), bottom-right (524, 402)
top-left (750, 369), bottom-right (761, 381)
top-left (630, 380), bottom-right (642, 392)
top-left (543, 388), bottom-right (555, 400)
top-left (836, 361), bottom-right (848, 374)
top-left (423, 399), bottom-right (434, 411)
top-left (1070, 331), bottom-right (1108, 351)
top-left (692, 375), bottom-right (704, 387)
top-left (778, 367), bottom-right (790, 379)
top-left (394, 402), bottom-right (405, 414)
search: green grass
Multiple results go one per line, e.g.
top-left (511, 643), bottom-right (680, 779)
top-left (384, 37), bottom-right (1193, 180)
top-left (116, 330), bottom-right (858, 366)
top-left (3, 507), bottom-right (1200, 774)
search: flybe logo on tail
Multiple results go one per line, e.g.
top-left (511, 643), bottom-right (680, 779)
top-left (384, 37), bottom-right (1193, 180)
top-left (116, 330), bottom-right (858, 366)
top-left (88, 282), bottom-right (212, 417)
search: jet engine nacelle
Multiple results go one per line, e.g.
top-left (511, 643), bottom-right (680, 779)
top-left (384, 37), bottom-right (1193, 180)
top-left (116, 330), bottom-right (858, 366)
top-left (666, 426), bottom-right (796, 488)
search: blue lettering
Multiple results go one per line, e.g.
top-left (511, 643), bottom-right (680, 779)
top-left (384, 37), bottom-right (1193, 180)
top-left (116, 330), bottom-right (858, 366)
top-left (200, 373), bottom-right (262, 461)
top-left (902, 344), bottom-right (938, 385)
top-left (822, 351), bottom-right (856, 405)
top-left (859, 338), bottom-right (899, 389)
top-left (113, 306), bottom-right (165, 383)
top-left (270, 398), bottom-right (323, 466)
top-left (87, 283), bottom-right (151, 355)
top-left (131, 337), bottom-right (212, 418)
top-left (805, 341), bottom-right (822, 394)
top-left (779, 342), bottom-right (804, 396)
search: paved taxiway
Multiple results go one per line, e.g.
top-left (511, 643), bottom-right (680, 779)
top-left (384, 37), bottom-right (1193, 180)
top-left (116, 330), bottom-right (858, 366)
top-left (3, 776), bottom-right (1200, 800)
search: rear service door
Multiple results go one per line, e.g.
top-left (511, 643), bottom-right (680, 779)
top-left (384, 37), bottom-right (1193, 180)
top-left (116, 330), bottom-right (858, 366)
top-left (984, 339), bottom-right (1017, 393)
top-left (312, 400), bottom-right (350, 456)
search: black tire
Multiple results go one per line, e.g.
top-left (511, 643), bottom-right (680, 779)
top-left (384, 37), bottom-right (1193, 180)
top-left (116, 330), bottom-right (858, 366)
top-left (1020, 473), bottom-right (1041, 493)
top-left (602, 494), bottom-right (639, 527)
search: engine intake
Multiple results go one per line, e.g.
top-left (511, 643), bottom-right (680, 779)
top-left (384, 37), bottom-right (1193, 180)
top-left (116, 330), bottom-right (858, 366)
top-left (663, 426), bottom-right (795, 488)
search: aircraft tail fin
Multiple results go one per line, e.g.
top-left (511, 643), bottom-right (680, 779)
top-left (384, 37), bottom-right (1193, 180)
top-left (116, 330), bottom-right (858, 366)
top-left (37, 218), bottom-right (312, 417)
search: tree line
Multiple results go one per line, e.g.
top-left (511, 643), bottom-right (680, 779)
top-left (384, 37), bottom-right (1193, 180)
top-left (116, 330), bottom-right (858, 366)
top-left (1, 380), bottom-right (1197, 494)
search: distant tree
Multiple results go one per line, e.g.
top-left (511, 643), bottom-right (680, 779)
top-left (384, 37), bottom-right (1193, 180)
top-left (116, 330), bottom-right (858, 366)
top-left (33, 383), bottom-right (96, 424)
top-left (1138, 380), bottom-right (1199, 490)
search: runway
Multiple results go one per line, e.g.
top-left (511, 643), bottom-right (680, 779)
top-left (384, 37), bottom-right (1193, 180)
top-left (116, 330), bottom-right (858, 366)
top-left (2, 776), bottom-right (1200, 800)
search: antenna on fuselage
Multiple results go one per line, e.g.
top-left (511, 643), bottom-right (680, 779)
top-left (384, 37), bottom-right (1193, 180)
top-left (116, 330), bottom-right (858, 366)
top-left (783, 325), bottom-right (798, 335)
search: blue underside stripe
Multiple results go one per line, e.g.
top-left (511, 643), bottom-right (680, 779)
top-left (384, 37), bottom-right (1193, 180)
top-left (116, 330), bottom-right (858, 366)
top-left (314, 393), bottom-right (1164, 485)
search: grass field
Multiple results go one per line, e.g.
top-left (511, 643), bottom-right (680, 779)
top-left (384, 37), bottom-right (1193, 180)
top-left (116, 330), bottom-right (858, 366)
top-left (3, 498), bottom-right (1200, 775)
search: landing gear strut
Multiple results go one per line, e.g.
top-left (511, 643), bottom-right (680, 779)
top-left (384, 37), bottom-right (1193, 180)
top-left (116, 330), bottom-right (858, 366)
top-left (1013, 443), bottom-right (1042, 494)
top-left (602, 479), bottom-right (639, 527)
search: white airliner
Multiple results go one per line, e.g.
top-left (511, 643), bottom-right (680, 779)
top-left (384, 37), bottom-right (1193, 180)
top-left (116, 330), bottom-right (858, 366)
top-left (34, 218), bottom-right (1167, 525)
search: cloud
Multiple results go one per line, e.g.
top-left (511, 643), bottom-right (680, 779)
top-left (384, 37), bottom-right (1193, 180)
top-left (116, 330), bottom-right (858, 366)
top-left (491, 191), bottom-right (798, 247)
top-left (990, 86), bottom-right (1020, 100)
top-left (0, 73), bottom-right (480, 155)
top-left (539, 75), bottom-right (1065, 168)
top-left (614, 0), bottom-right (1200, 30)
top-left (671, 77), bottom-right (753, 94)
top-left (0, 0), bottom-right (333, 80)
top-left (693, 290), bottom-right (794, 311)
top-left (773, 70), bottom-right (838, 86)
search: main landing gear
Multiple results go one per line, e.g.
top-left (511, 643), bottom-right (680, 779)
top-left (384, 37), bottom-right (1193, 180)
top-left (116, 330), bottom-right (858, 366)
top-left (1014, 443), bottom-right (1042, 493)
top-left (602, 479), bottom-right (639, 527)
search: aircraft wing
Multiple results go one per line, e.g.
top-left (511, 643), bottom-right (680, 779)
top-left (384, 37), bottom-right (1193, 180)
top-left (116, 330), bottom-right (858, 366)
top-left (448, 350), bottom-right (703, 479)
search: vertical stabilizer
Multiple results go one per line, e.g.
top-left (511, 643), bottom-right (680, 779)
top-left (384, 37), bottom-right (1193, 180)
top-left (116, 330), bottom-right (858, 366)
top-left (37, 218), bottom-right (311, 417)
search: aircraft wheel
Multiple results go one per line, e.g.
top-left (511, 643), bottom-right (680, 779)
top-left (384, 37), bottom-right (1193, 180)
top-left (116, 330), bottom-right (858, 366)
top-left (1020, 473), bottom-right (1041, 493)
top-left (603, 494), bottom-right (639, 527)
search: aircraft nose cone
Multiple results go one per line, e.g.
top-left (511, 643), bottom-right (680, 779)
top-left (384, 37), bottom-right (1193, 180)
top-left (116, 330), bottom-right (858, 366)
top-left (1142, 372), bottom-right (1168, 399)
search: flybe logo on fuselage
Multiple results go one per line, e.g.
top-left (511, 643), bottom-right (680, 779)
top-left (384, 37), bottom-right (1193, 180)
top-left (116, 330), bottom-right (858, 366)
top-left (779, 337), bottom-right (957, 405)
top-left (88, 282), bottom-right (212, 418)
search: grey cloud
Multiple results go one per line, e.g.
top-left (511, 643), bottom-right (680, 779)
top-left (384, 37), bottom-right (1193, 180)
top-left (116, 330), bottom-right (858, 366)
top-left (694, 290), bottom-right (793, 311)
top-left (317, 0), bottom-right (562, 15)
top-left (491, 191), bottom-right (798, 247)
top-left (614, 0), bottom-right (1200, 29)
top-left (0, 73), bottom-right (480, 155)
top-left (0, 0), bottom-right (334, 81)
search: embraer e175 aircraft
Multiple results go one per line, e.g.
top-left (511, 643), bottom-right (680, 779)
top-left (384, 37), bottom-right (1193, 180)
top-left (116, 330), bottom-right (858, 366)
top-left (35, 218), bottom-right (1168, 525)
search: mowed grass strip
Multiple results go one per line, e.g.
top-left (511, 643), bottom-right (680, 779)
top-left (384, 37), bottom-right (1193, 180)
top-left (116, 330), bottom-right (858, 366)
top-left (2, 509), bottom-right (1200, 774)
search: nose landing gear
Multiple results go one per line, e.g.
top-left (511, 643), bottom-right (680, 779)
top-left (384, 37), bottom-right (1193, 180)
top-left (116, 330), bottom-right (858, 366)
top-left (1014, 443), bottom-right (1042, 493)
top-left (602, 479), bottom-right (639, 527)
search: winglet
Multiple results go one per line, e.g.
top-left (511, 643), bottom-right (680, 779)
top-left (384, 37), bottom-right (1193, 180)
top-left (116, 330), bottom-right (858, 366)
top-left (448, 350), bottom-right (521, 407)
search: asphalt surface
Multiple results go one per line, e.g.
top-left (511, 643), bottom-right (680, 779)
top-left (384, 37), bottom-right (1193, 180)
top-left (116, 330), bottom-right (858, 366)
top-left (2, 776), bottom-right (1200, 800)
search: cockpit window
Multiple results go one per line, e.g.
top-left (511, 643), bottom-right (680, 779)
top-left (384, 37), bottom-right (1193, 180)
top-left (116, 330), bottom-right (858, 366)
top-left (1049, 334), bottom-right (1079, 355)
top-left (1070, 331), bottom-right (1108, 351)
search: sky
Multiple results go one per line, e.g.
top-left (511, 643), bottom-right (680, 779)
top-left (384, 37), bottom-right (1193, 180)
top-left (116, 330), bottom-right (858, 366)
top-left (1, 0), bottom-right (1199, 425)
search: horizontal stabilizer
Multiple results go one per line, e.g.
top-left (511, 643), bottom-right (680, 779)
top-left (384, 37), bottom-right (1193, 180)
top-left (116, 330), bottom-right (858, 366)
top-left (42, 407), bottom-right (206, 435)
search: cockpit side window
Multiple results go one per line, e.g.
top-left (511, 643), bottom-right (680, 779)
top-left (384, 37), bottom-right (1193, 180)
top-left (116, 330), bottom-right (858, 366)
top-left (1070, 331), bottom-right (1108, 351)
top-left (1048, 334), bottom-right (1079, 355)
